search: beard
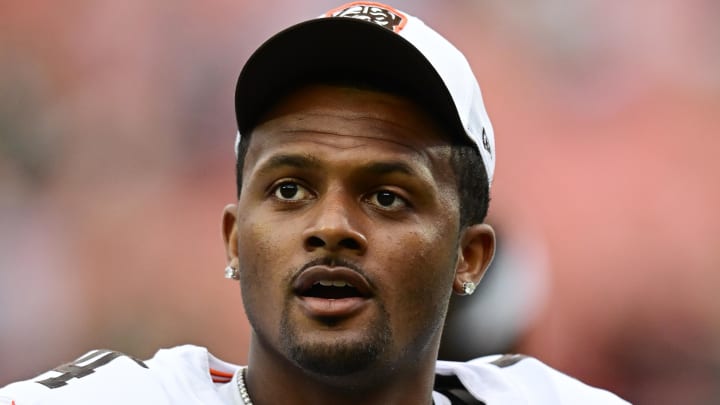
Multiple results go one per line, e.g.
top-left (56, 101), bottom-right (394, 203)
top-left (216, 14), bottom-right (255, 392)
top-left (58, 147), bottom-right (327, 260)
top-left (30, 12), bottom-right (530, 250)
top-left (279, 302), bottom-right (393, 377)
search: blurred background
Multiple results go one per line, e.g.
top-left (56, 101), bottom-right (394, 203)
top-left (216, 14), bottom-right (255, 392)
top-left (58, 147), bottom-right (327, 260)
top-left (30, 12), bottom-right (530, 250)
top-left (1, 0), bottom-right (719, 403)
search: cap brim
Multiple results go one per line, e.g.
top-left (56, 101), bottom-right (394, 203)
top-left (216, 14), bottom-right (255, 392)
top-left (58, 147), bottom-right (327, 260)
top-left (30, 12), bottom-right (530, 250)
top-left (235, 17), bottom-right (465, 142)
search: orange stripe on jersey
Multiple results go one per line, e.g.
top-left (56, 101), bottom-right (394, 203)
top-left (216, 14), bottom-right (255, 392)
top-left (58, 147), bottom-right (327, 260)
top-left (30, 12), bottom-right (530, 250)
top-left (210, 368), bottom-right (234, 383)
top-left (210, 368), bottom-right (234, 378)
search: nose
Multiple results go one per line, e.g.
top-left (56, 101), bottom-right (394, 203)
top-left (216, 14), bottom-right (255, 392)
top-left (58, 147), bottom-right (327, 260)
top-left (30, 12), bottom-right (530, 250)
top-left (302, 193), bottom-right (367, 255)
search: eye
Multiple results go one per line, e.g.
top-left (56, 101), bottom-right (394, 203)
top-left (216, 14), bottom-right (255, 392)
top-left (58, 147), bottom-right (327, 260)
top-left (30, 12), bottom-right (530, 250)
top-left (272, 181), bottom-right (312, 201)
top-left (367, 190), bottom-right (408, 210)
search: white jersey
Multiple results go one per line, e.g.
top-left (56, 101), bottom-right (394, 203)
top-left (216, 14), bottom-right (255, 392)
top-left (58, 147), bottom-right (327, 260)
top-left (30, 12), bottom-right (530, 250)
top-left (0, 345), bottom-right (629, 404)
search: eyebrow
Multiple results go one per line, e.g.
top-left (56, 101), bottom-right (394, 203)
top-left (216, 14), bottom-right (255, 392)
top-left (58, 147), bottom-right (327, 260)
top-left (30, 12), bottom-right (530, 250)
top-left (256, 153), bottom-right (322, 175)
top-left (255, 153), bottom-right (420, 179)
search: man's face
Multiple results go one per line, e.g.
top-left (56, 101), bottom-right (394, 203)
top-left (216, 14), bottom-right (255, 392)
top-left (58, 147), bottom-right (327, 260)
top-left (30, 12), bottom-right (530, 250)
top-left (227, 84), bottom-right (468, 377)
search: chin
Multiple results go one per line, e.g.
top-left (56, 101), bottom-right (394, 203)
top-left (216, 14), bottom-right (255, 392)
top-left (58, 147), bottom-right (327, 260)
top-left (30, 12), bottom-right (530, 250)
top-left (289, 336), bottom-right (388, 377)
top-left (280, 315), bottom-right (392, 378)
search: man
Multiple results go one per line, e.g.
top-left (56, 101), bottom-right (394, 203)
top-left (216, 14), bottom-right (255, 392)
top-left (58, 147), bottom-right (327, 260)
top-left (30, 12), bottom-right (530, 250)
top-left (0, 3), bottom-right (629, 404)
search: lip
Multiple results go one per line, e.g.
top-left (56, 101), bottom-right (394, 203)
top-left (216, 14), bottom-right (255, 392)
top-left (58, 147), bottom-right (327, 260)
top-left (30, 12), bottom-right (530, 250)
top-left (296, 296), bottom-right (370, 318)
top-left (292, 265), bottom-right (373, 318)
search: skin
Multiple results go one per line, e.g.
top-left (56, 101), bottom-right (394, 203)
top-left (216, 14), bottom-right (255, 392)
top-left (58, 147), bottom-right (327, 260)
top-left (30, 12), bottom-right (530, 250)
top-left (223, 85), bottom-right (495, 405)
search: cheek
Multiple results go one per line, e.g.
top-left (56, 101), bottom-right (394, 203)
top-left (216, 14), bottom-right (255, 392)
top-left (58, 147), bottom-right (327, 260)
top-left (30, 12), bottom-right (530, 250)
top-left (379, 226), bottom-right (458, 319)
top-left (236, 217), bottom-right (292, 316)
top-left (408, 226), bottom-right (458, 279)
top-left (238, 219), bottom-right (273, 268)
top-left (237, 210), bottom-right (297, 274)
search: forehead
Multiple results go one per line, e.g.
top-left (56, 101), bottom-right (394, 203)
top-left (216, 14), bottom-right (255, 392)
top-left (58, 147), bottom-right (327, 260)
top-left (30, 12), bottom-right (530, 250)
top-left (248, 83), bottom-right (453, 155)
top-left (241, 84), bottom-right (458, 192)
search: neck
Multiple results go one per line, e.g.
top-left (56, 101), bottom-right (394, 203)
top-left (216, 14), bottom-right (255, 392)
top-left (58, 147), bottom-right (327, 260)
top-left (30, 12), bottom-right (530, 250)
top-left (243, 335), bottom-right (440, 405)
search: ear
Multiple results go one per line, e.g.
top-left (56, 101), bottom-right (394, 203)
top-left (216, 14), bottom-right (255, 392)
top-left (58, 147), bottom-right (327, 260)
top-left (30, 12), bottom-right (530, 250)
top-left (453, 223), bottom-right (495, 295)
top-left (222, 204), bottom-right (239, 267)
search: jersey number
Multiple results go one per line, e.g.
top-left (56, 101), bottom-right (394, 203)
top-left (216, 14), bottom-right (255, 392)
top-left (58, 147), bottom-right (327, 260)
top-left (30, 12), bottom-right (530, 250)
top-left (37, 350), bottom-right (148, 389)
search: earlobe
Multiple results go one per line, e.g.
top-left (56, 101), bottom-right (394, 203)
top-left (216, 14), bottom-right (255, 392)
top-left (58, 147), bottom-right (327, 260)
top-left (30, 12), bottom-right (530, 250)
top-left (222, 204), bottom-right (240, 265)
top-left (453, 224), bottom-right (495, 295)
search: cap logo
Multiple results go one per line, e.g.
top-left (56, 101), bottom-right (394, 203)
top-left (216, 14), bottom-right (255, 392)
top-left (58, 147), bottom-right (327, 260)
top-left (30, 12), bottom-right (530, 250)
top-left (482, 128), bottom-right (492, 157)
top-left (325, 2), bottom-right (408, 33)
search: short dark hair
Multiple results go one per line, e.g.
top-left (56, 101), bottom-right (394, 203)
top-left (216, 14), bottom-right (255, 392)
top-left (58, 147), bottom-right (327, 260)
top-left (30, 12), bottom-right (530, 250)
top-left (234, 81), bottom-right (490, 228)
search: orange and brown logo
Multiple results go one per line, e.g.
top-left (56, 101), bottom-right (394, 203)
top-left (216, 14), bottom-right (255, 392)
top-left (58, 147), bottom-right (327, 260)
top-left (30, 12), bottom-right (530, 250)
top-left (325, 2), bottom-right (408, 33)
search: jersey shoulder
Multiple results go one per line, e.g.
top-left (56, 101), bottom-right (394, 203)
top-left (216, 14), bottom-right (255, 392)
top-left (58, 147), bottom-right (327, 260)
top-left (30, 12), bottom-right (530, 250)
top-left (434, 354), bottom-right (631, 405)
top-left (0, 345), bottom-right (237, 405)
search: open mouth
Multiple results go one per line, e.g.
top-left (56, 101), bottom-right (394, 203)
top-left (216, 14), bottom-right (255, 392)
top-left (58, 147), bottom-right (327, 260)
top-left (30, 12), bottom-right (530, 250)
top-left (302, 280), bottom-right (362, 299)
top-left (293, 266), bottom-right (372, 318)
top-left (293, 267), bottom-right (372, 300)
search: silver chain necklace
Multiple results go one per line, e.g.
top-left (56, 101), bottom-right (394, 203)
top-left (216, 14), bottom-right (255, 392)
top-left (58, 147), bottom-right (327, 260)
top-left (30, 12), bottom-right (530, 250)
top-left (236, 366), bottom-right (254, 405)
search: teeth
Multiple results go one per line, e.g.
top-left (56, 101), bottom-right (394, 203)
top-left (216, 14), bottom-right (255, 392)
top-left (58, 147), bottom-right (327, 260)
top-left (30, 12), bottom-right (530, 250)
top-left (314, 280), bottom-right (353, 288)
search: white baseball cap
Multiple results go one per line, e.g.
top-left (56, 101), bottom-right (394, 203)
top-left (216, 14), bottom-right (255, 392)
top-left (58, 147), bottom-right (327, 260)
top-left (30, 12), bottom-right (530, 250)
top-left (235, 1), bottom-right (496, 185)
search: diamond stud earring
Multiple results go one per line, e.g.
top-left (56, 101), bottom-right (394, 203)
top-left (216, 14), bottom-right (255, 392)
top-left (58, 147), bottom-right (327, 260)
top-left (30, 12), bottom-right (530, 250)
top-left (225, 266), bottom-right (240, 280)
top-left (462, 281), bottom-right (476, 295)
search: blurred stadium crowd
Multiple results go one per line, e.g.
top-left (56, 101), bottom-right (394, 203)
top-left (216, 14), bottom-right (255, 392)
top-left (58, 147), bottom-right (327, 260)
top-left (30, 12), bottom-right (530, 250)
top-left (1, 1), bottom-right (719, 403)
